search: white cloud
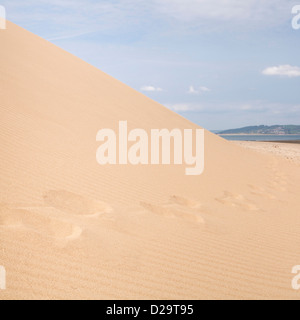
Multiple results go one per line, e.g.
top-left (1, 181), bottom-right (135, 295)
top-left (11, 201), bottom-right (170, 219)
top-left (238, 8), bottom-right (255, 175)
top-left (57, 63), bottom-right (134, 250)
top-left (165, 103), bottom-right (205, 112)
top-left (240, 105), bottom-right (254, 111)
top-left (200, 86), bottom-right (210, 92)
top-left (188, 86), bottom-right (211, 94)
top-left (167, 104), bottom-right (194, 112)
top-left (188, 86), bottom-right (198, 94)
top-left (141, 85), bottom-right (163, 92)
top-left (262, 65), bottom-right (300, 77)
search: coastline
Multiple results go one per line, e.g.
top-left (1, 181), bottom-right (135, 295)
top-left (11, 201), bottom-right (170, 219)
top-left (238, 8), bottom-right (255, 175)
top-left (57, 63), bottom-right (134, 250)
top-left (218, 134), bottom-right (300, 136)
top-left (262, 140), bottom-right (300, 144)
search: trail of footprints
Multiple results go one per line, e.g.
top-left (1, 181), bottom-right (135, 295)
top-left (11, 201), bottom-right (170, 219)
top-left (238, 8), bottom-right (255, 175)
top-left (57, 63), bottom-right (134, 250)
top-left (248, 185), bottom-right (276, 200)
top-left (141, 196), bottom-right (205, 224)
top-left (0, 160), bottom-right (289, 242)
top-left (43, 190), bottom-right (113, 218)
top-left (215, 191), bottom-right (259, 211)
top-left (1, 191), bottom-right (204, 243)
top-left (268, 159), bottom-right (288, 192)
top-left (0, 190), bottom-right (113, 242)
top-left (215, 159), bottom-right (289, 211)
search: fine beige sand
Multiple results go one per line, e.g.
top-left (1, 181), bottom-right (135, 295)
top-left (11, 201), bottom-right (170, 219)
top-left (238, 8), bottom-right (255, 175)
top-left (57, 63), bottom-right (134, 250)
top-left (1, 21), bottom-right (300, 300)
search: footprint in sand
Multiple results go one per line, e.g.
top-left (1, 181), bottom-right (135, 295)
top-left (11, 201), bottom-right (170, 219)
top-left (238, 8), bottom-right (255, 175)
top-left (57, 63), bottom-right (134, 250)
top-left (248, 185), bottom-right (276, 200)
top-left (0, 205), bottom-right (82, 241)
top-left (170, 195), bottom-right (202, 209)
top-left (43, 190), bottom-right (113, 217)
top-left (215, 191), bottom-right (258, 211)
top-left (267, 160), bottom-right (288, 192)
top-left (140, 196), bottom-right (204, 224)
top-left (0, 191), bottom-right (113, 242)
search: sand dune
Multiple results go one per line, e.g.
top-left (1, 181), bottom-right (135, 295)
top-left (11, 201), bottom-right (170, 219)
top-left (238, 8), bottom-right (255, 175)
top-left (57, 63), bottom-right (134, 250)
top-left (0, 21), bottom-right (300, 300)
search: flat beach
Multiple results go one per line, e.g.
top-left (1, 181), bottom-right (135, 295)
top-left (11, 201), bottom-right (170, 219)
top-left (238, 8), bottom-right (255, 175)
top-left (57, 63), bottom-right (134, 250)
top-left (235, 141), bottom-right (300, 164)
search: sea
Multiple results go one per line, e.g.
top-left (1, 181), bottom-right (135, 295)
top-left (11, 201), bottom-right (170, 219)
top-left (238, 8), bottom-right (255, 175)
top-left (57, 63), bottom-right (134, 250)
top-left (219, 135), bottom-right (300, 142)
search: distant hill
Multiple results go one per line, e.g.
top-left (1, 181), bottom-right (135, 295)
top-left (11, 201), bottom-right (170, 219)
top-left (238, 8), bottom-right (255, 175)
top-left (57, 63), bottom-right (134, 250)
top-left (218, 125), bottom-right (300, 135)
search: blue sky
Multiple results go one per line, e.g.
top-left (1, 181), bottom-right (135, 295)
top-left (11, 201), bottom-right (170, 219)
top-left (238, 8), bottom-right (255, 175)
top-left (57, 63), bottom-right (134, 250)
top-left (2, 0), bottom-right (300, 130)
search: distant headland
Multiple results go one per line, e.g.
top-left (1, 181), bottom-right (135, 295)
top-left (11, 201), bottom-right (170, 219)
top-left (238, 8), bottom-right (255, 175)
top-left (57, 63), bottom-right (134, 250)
top-left (217, 125), bottom-right (300, 135)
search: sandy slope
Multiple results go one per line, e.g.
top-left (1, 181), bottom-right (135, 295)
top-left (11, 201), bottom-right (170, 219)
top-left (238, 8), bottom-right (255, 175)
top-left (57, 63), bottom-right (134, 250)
top-left (0, 21), bottom-right (300, 300)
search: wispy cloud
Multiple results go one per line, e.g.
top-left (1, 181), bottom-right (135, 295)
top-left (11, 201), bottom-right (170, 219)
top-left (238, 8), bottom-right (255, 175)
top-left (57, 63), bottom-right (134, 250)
top-left (2, 0), bottom-right (155, 38)
top-left (2, 0), bottom-right (298, 40)
top-left (141, 85), bottom-right (163, 92)
top-left (46, 31), bottom-right (94, 41)
top-left (165, 101), bottom-right (300, 114)
top-left (154, 0), bottom-right (298, 28)
top-left (262, 65), bottom-right (300, 77)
